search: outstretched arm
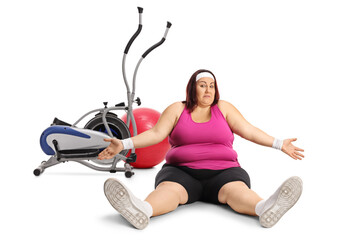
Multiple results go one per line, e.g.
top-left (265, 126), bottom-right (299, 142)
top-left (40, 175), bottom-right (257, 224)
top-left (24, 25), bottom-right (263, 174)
top-left (98, 102), bottom-right (183, 160)
top-left (218, 100), bottom-right (304, 160)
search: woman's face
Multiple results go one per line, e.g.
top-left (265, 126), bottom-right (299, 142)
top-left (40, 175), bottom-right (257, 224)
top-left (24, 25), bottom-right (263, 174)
top-left (196, 77), bottom-right (215, 107)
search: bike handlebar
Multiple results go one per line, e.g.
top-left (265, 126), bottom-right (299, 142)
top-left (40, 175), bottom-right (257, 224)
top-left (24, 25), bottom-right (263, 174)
top-left (142, 21), bottom-right (172, 58)
top-left (124, 7), bottom-right (143, 54)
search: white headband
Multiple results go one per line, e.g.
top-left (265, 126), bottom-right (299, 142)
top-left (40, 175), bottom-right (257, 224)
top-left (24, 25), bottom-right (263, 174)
top-left (196, 72), bottom-right (214, 81)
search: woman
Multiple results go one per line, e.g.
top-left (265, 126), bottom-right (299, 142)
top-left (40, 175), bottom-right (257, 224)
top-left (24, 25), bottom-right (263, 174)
top-left (98, 69), bottom-right (305, 230)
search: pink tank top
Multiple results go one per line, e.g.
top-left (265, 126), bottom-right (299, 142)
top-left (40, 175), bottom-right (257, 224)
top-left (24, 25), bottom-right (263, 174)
top-left (165, 104), bottom-right (240, 170)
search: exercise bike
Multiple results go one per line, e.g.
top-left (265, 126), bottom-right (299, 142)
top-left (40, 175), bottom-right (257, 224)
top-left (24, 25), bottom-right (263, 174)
top-left (34, 7), bottom-right (171, 178)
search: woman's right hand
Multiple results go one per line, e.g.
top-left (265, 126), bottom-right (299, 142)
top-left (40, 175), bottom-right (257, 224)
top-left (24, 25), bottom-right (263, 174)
top-left (98, 138), bottom-right (124, 160)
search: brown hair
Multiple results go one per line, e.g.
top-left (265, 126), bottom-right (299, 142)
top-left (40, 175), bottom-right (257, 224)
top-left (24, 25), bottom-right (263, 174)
top-left (182, 69), bottom-right (220, 112)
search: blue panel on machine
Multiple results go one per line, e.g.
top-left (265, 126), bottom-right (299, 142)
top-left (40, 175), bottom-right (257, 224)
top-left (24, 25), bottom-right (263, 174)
top-left (40, 126), bottom-right (90, 155)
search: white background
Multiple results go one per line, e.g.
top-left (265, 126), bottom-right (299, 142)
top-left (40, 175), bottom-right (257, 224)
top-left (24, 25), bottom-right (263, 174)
top-left (1, 0), bottom-right (359, 239)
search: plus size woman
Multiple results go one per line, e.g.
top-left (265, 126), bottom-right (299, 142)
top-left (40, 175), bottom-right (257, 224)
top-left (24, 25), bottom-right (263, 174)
top-left (98, 69), bottom-right (305, 230)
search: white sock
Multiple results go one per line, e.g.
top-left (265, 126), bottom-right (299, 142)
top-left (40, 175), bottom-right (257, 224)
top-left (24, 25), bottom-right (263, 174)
top-left (255, 184), bottom-right (282, 216)
top-left (255, 200), bottom-right (266, 216)
top-left (143, 201), bottom-right (153, 218)
top-left (127, 192), bottom-right (153, 218)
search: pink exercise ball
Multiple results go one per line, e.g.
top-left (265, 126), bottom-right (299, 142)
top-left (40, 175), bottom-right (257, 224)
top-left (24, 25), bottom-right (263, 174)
top-left (121, 108), bottom-right (170, 168)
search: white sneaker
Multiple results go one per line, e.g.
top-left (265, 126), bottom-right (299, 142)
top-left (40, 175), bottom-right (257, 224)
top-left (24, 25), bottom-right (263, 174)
top-left (258, 176), bottom-right (303, 228)
top-left (104, 178), bottom-right (152, 230)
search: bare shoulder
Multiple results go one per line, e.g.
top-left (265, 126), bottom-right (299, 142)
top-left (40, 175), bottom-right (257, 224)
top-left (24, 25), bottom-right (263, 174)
top-left (165, 102), bottom-right (185, 114)
top-left (218, 100), bottom-right (234, 109)
top-left (217, 100), bottom-right (238, 118)
top-left (162, 101), bottom-right (185, 119)
top-left (161, 102), bottom-right (185, 127)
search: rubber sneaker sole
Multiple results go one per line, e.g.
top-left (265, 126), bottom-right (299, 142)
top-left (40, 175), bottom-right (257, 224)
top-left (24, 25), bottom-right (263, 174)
top-left (260, 176), bottom-right (303, 228)
top-left (104, 178), bottom-right (149, 230)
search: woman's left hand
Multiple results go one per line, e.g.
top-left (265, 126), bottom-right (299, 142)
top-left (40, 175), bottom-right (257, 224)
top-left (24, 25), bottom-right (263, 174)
top-left (282, 138), bottom-right (304, 160)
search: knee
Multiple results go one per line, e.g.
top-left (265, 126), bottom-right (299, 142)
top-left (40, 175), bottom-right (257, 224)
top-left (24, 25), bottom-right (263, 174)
top-left (156, 181), bottom-right (188, 204)
top-left (218, 181), bottom-right (249, 203)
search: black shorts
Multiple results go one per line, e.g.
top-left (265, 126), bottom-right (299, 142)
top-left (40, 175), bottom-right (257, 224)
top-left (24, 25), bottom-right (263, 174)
top-left (155, 164), bottom-right (251, 204)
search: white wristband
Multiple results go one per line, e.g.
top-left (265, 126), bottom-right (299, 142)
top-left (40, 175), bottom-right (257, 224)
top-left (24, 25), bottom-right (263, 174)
top-left (272, 138), bottom-right (283, 150)
top-left (120, 138), bottom-right (134, 150)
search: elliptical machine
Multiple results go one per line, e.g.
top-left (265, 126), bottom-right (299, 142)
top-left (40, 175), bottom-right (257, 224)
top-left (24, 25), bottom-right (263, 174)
top-left (34, 7), bottom-right (171, 178)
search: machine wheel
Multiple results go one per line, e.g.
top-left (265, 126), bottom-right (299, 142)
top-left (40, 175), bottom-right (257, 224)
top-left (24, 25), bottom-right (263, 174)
top-left (84, 112), bottom-right (131, 165)
top-left (125, 171), bottom-right (134, 178)
top-left (33, 168), bottom-right (41, 176)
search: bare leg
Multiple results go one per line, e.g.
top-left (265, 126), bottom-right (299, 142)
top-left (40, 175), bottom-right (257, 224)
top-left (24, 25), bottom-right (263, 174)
top-left (145, 181), bottom-right (188, 217)
top-left (218, 181), bottom-right (262, 216)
